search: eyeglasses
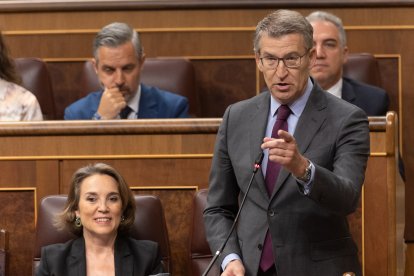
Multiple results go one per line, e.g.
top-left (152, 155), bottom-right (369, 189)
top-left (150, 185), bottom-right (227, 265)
top-left (259, 51), bottom-right (309, 70)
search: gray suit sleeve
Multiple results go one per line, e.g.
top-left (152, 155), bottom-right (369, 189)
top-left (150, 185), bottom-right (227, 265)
top-left (308, 107), bottom-right (370, 215)
top-left (203, 105), bottom-right (243, 266)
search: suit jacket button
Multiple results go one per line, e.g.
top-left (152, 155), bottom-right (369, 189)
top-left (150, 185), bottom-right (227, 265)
top-left (268, 209), bottom-right (275, 216)
top-left (258, 244), bottom-right (263, 250)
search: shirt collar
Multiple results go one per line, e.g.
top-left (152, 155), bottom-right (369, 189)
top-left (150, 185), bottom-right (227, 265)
top-left (326, 78), bottom-right (343, 98)
top-left (270, 77), bottom-right (314, 118)
top-left (126, 84), bottom-right (141, 115)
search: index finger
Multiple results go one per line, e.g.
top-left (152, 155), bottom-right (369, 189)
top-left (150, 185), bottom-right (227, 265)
top-left (278, 130), bottom-right (294, 143)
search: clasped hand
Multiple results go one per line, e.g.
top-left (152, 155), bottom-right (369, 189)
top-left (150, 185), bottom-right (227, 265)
top-left (97, 86), bottom-right (127, 119)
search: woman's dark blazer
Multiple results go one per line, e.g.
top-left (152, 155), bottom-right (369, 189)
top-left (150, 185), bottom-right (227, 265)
top-left (36, 235), bottom-right (164, 276)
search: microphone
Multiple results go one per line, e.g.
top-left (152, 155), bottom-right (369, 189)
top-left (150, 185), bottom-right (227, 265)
top-left (202, 151), bottom-right (264, 276)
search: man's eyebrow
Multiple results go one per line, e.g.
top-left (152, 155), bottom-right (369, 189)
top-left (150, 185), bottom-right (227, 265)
top-left (261, 51), bottom-right (301, 57)
top-left (101, 64), bottom-right (115, 69)
top-left (322, 38), bottom-right (338, 43)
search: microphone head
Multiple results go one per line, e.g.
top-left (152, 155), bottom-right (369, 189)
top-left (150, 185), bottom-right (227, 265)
top-left (253, 152), bottom-right (264, 172)
top-left (255, 152), bottom-right (264, 165)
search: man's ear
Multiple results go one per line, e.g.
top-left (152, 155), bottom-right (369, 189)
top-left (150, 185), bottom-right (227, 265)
top-left (92, 58), bottom-right (98, 74)
top-left (342, 46), bottom-right (349, 64)
top-left (255, 53), bottom-right (264, 72)
top-left (139, 54), bottom-right (146, 70)
top-left (308, 47), bottom-right (317, 69)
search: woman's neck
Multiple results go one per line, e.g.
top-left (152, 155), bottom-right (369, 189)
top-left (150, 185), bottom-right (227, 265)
top-left (84, 233), bottom-right (118, 276)
top-left (83, 232), bottom-right (117, 253)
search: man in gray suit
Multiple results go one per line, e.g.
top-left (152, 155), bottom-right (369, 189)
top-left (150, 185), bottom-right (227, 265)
top-left (204, 10), bottom-right (369, 276)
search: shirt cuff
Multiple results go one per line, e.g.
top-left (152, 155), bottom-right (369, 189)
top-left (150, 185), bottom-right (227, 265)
top-left (222, 253), bottom-right (241, 271)
top-left (296, 161), bottom-right (315, 195)
top-left (92, 112), bottom-right (102, 120)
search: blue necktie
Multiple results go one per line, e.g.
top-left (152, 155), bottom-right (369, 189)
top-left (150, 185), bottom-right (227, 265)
top-left (120, 106), bottom-right (133, 119)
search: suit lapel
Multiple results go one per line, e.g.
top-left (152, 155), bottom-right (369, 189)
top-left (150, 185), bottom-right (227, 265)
top-left (341, 78), bottom-right (356, 103)
top-left (249, 92), bottom-right (271, 198)
top-left (138, 85), bottom-right (158, 118)
top-left (272, 84), bottom-right (328, 198)
top-left (115, 236), bottom-right (133, 276)
top-left (68, 238), bottom-right (87, 276)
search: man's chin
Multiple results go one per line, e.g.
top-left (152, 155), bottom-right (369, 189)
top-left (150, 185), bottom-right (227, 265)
top-left (310, 72), bottom-right (329, 83)
top-left (121, 90), bottom-right (133, 100)
top-left (310, 68), bottom-right (327, 76)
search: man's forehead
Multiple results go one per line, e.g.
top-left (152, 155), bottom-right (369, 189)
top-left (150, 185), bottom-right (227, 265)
top-left (98, 43), bottom-right (136, 59)
top-left (311, 21), bottom-right (340, 37)
top-left (96, 46), bottom-right (139, 68)
top-left (259, 33), bottom-right (306, 54)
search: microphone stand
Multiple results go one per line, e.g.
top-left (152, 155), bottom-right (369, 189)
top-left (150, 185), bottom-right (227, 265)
top-left (202, 152), bottom-right (264, 276)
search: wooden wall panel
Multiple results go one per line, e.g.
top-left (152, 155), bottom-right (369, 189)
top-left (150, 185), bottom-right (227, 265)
top-left (0, 116), bottom-right (401, 275)
top-left (133, 188), bottom-right (195, 276)
top-left (0, 1), bottom-right (410, 274)
top-left (0, 190), bottom-right (35, 276)
top-left (46, 61), bottom-right (85, 120)
top-left (377, 58), bottom-right (400, 113)
top-left (59, 159), bottom-right (211, 191)
top-left (193, 59), bottom-right (257, 117)
top-left (364, 157), bottom-right (389, 275)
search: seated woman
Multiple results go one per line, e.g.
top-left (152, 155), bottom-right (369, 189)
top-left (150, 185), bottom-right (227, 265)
top-left (36, 163), bottom-right (164, 276)
top-left (0, 31), bottom-right (43, 121)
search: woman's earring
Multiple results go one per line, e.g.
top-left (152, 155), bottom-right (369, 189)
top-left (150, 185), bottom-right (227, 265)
top-left (121, 215), bottom-right (125, 222)
top-left (75, 217), bottom-right (82, 227)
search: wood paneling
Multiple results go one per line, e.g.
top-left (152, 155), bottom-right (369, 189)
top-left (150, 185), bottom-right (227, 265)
top-left (0, 119), bottom-right (218, 276)
top-left (0, 190), bottom-right (35, 276)
top-left (0, 2), bottom-right (410, 274)
top-left (0, 116), bottom-right (401, 275)
top-left (193, 59), bottom-right (257, 117)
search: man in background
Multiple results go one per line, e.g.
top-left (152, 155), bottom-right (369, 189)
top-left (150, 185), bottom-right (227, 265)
top-left (306, 11), bottom-right (389, 116)
top-left (65, 22), bottom-right (189, 120)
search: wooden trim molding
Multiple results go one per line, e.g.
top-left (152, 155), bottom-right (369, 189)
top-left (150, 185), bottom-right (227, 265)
top-left (1, 0), bottom-right (414, 12)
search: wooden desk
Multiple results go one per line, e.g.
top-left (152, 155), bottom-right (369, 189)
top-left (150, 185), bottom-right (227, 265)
top-left (0, 115), bottom-right (402, 275)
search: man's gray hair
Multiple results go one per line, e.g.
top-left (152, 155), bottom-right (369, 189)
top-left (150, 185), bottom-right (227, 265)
top-left (93, 22), bottom-right (143, 63)
top-left (306, 11), bottom-right (347, 47)
top-left (253, 10), bottom-right (314, 54)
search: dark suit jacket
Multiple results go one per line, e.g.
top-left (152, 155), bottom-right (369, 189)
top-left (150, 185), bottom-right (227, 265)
top-left (64, 84), bottom-right (189, 119)
top-left (204, 81), bottom-right (370, 276)
top-left (36, 236), bottom-right (164, 276)
top-left (342, 77), bottom-right (389, 116)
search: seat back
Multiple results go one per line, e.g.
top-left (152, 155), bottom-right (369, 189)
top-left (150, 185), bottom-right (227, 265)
top-left (189, 189), bottom-right (219, 276)
top-left (0, 229), bottom-right (8, 276)
top-left (80, 58), bottom-right (198, 117)
top-left (14, 57), bottom-right (56, 120)
top-left (343, 53), bottom-right (383, 88)
top-left (33, 194), bottom-right (171, 273)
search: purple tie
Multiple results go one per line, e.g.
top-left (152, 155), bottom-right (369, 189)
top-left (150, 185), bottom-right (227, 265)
top-left (260, 104), bottom-right (291, 272)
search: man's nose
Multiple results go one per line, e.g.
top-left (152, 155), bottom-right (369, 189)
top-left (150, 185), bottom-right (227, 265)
top-left (315, 44), bottom-right (326, 58)
top-left (275, 61), bottom-right (288, 78)
top-left (114, 70), bottom-right (125, 86)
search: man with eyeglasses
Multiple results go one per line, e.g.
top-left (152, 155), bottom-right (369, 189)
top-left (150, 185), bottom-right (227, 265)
top-left (204, 9), bottom-right (368, 276)
top-left (307, 11), bottom-right (389, 116)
